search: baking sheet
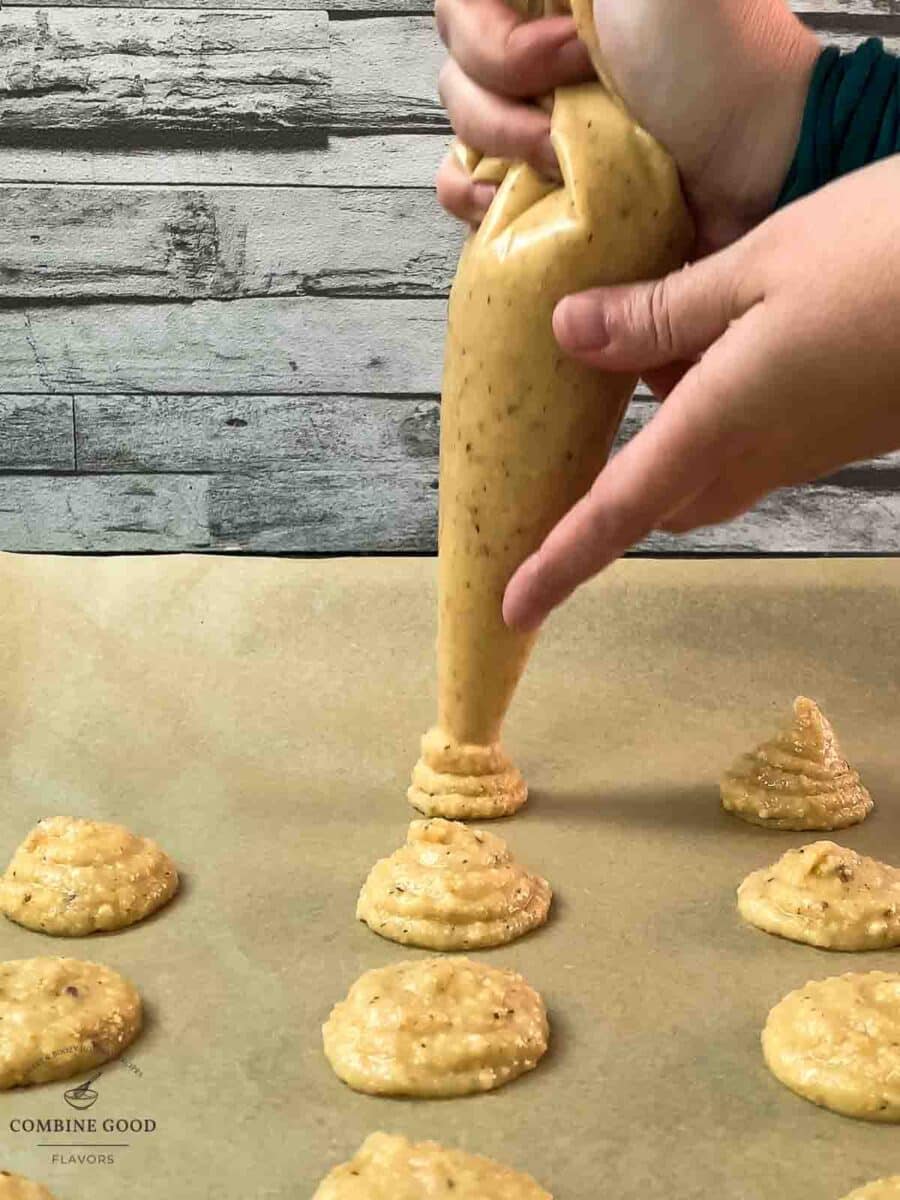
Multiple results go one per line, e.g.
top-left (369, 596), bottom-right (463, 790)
top-left (0, 552), bottom-right (899, 1200)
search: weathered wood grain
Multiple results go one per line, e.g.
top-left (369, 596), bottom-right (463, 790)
top-left (0, 185), bottom-right (460, 301)
top-left (329, 16), bottom-right (899, 133)
top-left (1, 466), bottom-right (896, 553)
top-left (75, 394), bottom-right (440, 470)
top-left (4, 0), bottom-right (427, 8)
top-left (0, 473), bottom-right (213, 551)
top-left (0, 467), bottom-right (440, 552)
top-left (0, 395), bottom-right (75, 470)
top-left (0, 136), bottom-right (449, 188)
top-left (0, 9), bottom-right (330, 148)
top-left (331, 17), bottom-right (446, 134)
top-left (2, 0), bottom-right (893, 17)
top-left (0, 299), bottom-right (447, 394)
top-left (2, 14), bottom-right (896, 186)
top-left (74, 390), bottom-right (900, 477)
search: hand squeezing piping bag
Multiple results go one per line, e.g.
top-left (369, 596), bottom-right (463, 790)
top-left (409, 0), bottom-right (693, 819)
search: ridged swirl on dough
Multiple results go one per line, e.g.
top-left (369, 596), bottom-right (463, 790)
top-left (313, 1133), bottom-right (553, 1199)
top-left (763, 971), bottom-right (900, 1121)
top-left (408, 727), bottom-right (527, 820)
top-left (0, 816), bottom-right (179, 936)
top-left (720, 697), bottom-right (872, 831)
top-left (738, 841), bottom-right (900, 950)
top-left (357, 818), bottom-right (551, 950)
top-left (322, 957), bottom-right (548, 1097)
top-left (0, 1174), bottom-right (58, 1200)
top-left (0, 957), bottom-right (143, 1090)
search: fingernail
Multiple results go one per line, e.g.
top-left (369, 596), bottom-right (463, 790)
top-left (554, 34), bottom-right (590, 79)
top-left (544, 16), bottom-right (578, 46)
top-left (471, 182), bottom-right (496, 214)
top-left (554, 295), bottom-right (609, 353)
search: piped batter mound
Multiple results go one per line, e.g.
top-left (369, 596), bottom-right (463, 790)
top-left (0, 1175), bottom-right (57, 1200)
top-left (0, 957), bottom-right (142, 1090)
top-left (720, 697), bottom-right (872, 831)
top-left (0, 816), bottom-right (178, 936)
top-left (841, 1181), bottom-right (900, 1200)
top-left (312, 1132), bottom-right (552, 1199)
top-left (357, 818), bottom-right (551, 950)
top-left (763, 971), bottom-right (900, 1121)
top-left (409, 728), bottom-right (526, 819)
top-left (739, 841), bottom-right (900, 950)
top-left (322, 957), bottom-right (548, 1097)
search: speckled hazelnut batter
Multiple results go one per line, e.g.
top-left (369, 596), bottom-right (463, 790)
top-left (739, 841), bottom-right (900, 950)
top-left (0, 957), bottom-right (142, 1090)
top-left (409, 0), bottom-right (691, 819)
top-left (313, 1133), bottom-right (552, 1199)
top-left (322, 957), bottom-right (548, 1096)
top-left (0, 1175), bottom-right (57, 1200)
top-left (357, 818), bottom-right (551, 950)
top-left (763, 972), bottom-right (900, 1121)
top-left (0, 816), bottom-right (178, 936)
top-left (721, 697), bottom-right (872, 831)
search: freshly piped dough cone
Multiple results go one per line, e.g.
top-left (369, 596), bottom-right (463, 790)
top-left (410, 0), bottom-right (692, 819)
top-left (0, 1176), bottom-right (57, 1200)
top-left (738, 841), bottom-right (900, 950)
top-left (313, 1133), bottom-right (552, 1199)
top-left (762, 972), bottom-right (900, 1121)
top-left (721, 697), bottom-right (873, 831)
top-left (357, 818), bottom-right (551, 950)
top-left (841, 1182), bottom-right (900, 1200)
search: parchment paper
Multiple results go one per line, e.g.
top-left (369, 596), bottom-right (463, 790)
top-left (0, 553), bottom-right (898, 1200)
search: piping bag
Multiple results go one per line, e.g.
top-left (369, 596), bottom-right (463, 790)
top-left (409, 0), bottom-right (693, 818)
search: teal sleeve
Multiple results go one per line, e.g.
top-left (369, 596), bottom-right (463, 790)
top-left (777, 38), bottom-right (900, 208)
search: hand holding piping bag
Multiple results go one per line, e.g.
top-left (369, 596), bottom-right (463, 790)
top-left (437, 0), bottom-right (900, 633)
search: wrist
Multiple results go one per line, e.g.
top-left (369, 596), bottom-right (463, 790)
top-left (685, 13), bottom-right (821, 252)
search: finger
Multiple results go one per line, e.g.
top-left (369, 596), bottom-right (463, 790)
top-left (439, 58), bottom-right (559, 177)
top-left (436, 152), bottom-right (497, 225)
top-left (502, 330), bottom-right (761, 632)
top-left (658, 472), bottom-right (760, 534)
top-left (435, 0), bottom-right (593, 97)
top-left (553, 240), bottom-right (763, 373)
top-left (657, 453), bottom-right (776, 534)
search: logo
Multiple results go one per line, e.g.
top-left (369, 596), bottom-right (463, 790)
top-left (64, 1071), bottom-right (102, 1111)
top-left (9, 1058), bottom-right (156, 1169)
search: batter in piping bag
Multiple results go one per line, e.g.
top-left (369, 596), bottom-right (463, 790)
top-left (409, 0), bottom-right (692, 818)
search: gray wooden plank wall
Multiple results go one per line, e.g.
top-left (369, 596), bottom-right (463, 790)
top-left (0, 0), bottom-right (898, 553)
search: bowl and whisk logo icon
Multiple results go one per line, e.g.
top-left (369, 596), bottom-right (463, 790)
top-left (63, 1072), bottom-right (102, 1111)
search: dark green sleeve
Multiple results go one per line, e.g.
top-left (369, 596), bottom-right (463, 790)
top-left (777, 38), bottom-right (900, 208)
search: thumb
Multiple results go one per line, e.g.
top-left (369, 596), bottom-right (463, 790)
top-left (553, 239), bottom-right (762, 372)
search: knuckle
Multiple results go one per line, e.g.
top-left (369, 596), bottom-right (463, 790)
top-left (645, 275), bottom-right (678, 357)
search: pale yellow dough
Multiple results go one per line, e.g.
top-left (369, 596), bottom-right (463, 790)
top-left (0, 1175), bottom-right (57, 1200)
top-left (313, 1133), bottom-right (552, 1199)
top-left (739, 841), bottom-right (900, 950)
top-left (721, 697), bottom-right (872, 831)
top-left (0, 816), bottom-right (178, 936)
top-left (322, 957), bottom-right (548, 1097)
top-left (409, 729), bottom-right (526, 820)
top-left (841, 1180), bottom-right (900, 1200)
top-left (357, 818), bottom-right (551, 950)
top-left (763, 971), bottom-right (900, 1121)
top-left (0, 957), bottom-right (142, 1090)
top-left (409, 0), bottom-right (691, 822)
